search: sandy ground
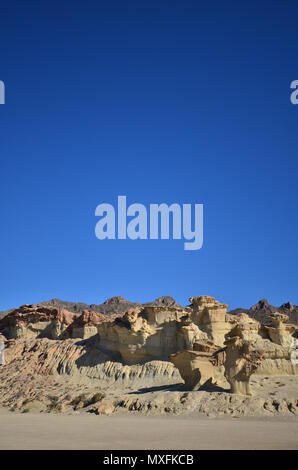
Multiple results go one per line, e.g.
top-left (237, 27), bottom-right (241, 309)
top-left (0, 409), bottom-right (297, 450)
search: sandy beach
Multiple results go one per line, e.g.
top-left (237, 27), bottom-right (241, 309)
top-left (0, 409), bottom-right (297, 450)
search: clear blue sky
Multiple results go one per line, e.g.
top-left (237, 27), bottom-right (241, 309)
top-left (0, 1), bottom-right (297, 310)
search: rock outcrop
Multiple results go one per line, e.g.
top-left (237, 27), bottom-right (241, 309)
top-left (0, 304), bottom-right (74, 340)
top-left (0, 334), bottom-right (297, 417)
top-left (230, 299), bottom-right (298, 326)
top-left (170, 340), bottom-right (226, 390)
top-left (223, 336), bottom-right (263, 395)
top-left (176, 315), bottom-right (208, 350)
top-left (143, 296), bottom-right (182, 309)
top-left (170, 308), bottom-right (297, 395)
top-left (187, 296), bottom-right (232, 346)
top-left (1, 336), bottom-right (181, 393)
top-left (227, 317), bottom-right (297, 379)
top-left (0, 299), bottom-right (140, 341)
top-left (264, 312), bottom-right (296, 347)
top-left (71, 310), bottom-right (108, 339)
top-left (97, 296), bottom-right (235, 364)
top-left (39, 296), bottom-right (140, 316)
top-left (98, 304), bottom-right (182, 364)
top-left (0, 293), bottom-right (297, 415)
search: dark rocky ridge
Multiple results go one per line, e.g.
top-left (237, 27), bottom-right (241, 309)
top-left (40, 296), bottom-right (140, 315)
top-left (0, 296), bottom-right (180, 317)
top-left (229, 298), bottom-right (298, 325)
top-left (0, 296), bottom-right (140, 317)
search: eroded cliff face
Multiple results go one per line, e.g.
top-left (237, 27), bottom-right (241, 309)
top-left (169, 309), bottom-right (297, 395)
top-left (71, 310), bottom-right (113, 339)
top-left (97, 295), bottom-right (237, 364)
top-left (0, 336), bottom-right (181, 414)
top-left (187, 296), bottom-right (232, 346)
top-left (0, 334), bottom-right (297, 417)
top-left (0, 302), bottom-right (130, 341)
top-left (97, 297), bottom-right (230, 364)
top-left (98, 305), bottom-right (187, 364)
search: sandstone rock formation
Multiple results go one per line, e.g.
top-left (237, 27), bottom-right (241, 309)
top-left (0, 333), bottom-right (297, 417)
top-left (0, 304), bottom-right (74, 340)
top-left (1, 336), bottom-right (180, 395)
top-left (170, 308), bottom-right (297, 395)
top-left (0, 293), bottom-right (297, 416)
top-left (187, 296), bottom-right (232, 346)
top-left (223, 336), bottom-right (263, 395)
top-left (265, 312), bottom-right (296, 347)
top-left (97, 296), bottom-right (235, 365)
top-left (228, 314), bottom-right (262, 341)
top-left (176, 315), bottom-right (208, 350)
top-left (98, 305), bottom-right (177, 364)
top-left (71, 310), bottom-right (108, 339)
top-left (226, 316), bottom-right (297, 378)
top-left (0, 299), bottom-right (139, 341)
top-left (170, 340), bottom-right (226, 390)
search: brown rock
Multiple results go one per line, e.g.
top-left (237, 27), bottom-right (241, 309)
top-left (0, 304), bottom-right (74, 340)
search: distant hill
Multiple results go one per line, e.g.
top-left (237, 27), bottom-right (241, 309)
top-left (229, 299), bottom-right (298, 325)
top-left (0, 295), bottom-right (181, 318)
top-left (35, 296), bottom-right (140, 315)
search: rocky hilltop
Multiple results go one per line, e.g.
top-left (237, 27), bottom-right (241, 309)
top-left (0, 294), bottom-right (297, 418)
top-left (34, 295), bottom-right (140, 316)
top-left (0, 295), bottom-right (140, 318)
top-left (230, 299), bottom-right (298, 326)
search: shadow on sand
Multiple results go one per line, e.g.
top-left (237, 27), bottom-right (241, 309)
top-left (130, 382), bottom-right (228, 394)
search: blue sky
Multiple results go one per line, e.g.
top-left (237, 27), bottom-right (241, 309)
top-left (0, 0), bottom-right (297, 310)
